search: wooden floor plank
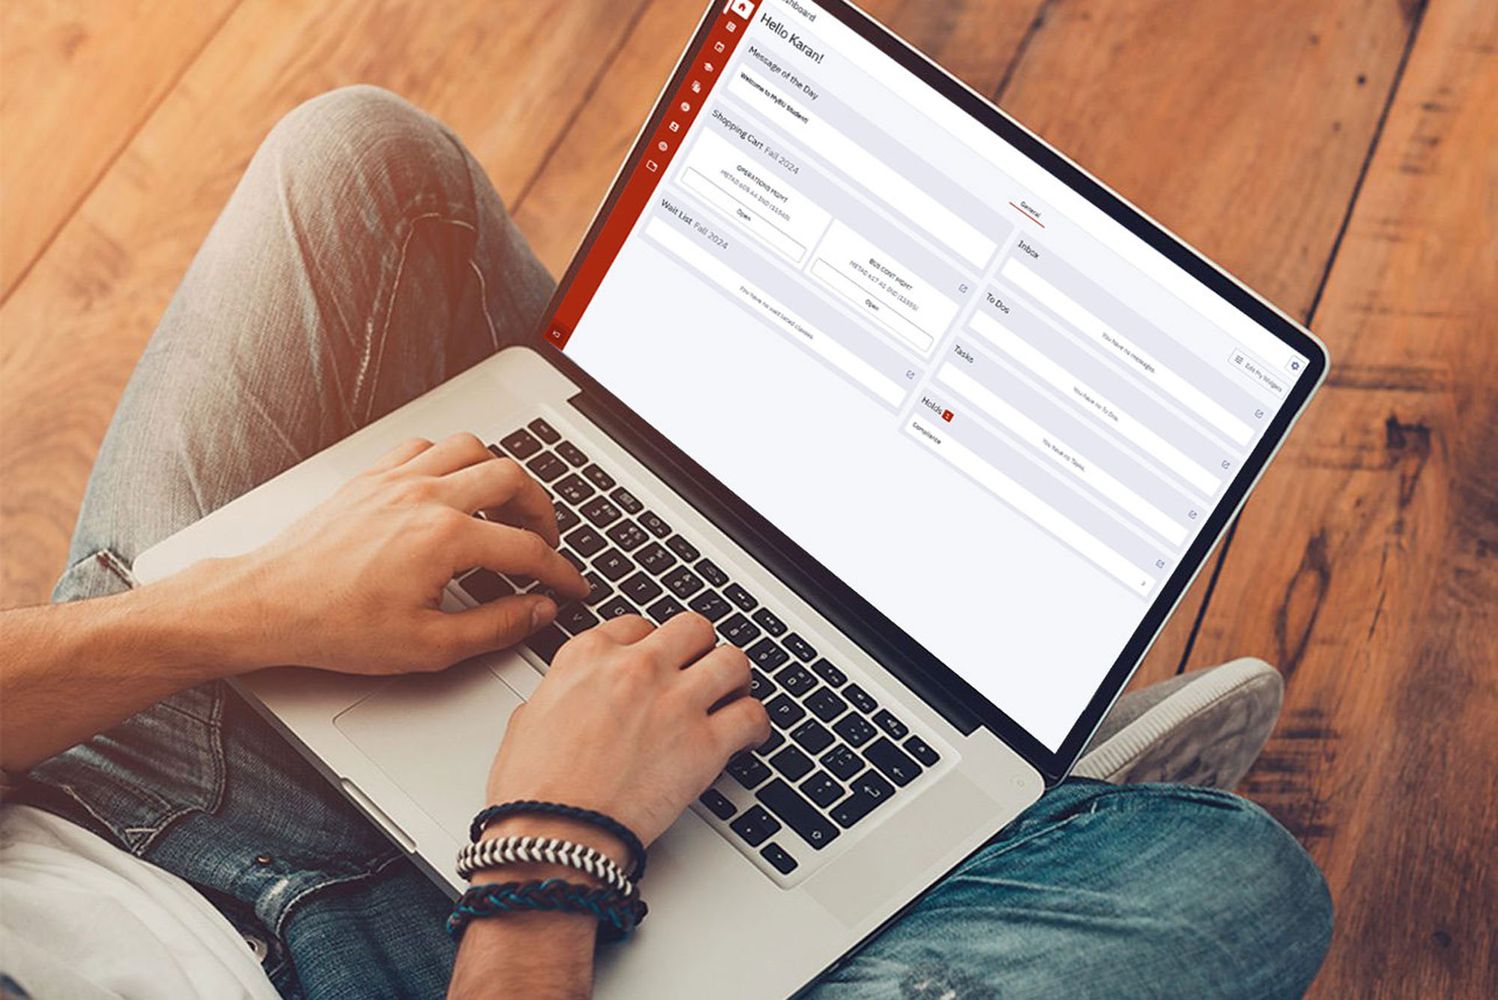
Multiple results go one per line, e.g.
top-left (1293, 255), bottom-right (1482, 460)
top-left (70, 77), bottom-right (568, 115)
top-left (0, 0), bottom-right (652, 606)
top-left (994, 0), bottom-right (1421, 688)
top-left (1183, 0), bottom-right (1498, 994)
top-left (0, 0), bottom-right (239, 297)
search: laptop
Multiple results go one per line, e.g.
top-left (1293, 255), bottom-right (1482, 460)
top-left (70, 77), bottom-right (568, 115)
top-left (132, 1), bottom-right (1329, 995)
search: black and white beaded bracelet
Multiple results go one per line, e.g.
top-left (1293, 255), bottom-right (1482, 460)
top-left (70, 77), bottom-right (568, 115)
top-left (457, 835), bottom-right (636, 896)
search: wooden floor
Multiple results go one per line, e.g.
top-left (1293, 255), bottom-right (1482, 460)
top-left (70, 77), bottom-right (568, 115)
top-left (1, 1), bottom-right (1493, 995)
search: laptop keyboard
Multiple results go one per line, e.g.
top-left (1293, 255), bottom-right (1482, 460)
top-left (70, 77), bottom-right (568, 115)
top-left (454, 416), bottom-right (947, 885)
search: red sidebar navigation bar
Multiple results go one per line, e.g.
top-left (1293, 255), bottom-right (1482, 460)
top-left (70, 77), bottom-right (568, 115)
top-left (546, 0), bottom-right (764, 348)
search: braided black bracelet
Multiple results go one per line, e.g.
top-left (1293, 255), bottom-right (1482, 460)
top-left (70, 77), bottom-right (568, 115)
top-left (470, 801), bottom-right (648, 880)
top-left (447, 878), bottom-right (648, 943)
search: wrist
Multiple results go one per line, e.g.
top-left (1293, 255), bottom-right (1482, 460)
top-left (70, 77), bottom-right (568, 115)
top-left (132, 556), bottom-right (289, 679)
top-left (470, 815), bottom-right (631, 886)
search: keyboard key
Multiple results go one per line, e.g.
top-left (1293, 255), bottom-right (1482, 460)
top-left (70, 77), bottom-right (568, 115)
top-left (663, 566), bottom-right (705, 599)
top-left (581, 572), bottom-right (613, 605)
top-left (486, 443), bottom-right (507, 461)
top-left (554, 503), bottom-right (581, 534)
top-left (635, 542), bottom-right (677, 574)
top-left (791, 719), bottom-right (834, 754)
top-left (646, 595), bottom-right (686, 623)
top-left (597, 596), bottom-right (635, 620)
top-left (810, 659), bottom-right (847, 687)
top-left (844, 684), bottom-right (878, 714)
top-left (639, 511), bottom-right (672, 538)
top-left (556, 603), bottom-right (599, 635)
top-left (729, 805), bottom-right (780, 847)
top-left (525, 452), bottom-right (568, 482)
top-left (829, 770), bottom-right (897, 829)
top-left (499, 428), bottom-right (543, 460)
top-left (580, 496), bottom-right (622, 528)
top-left (605, 520), bottom-right (649, 551)
top-left (555, 474), bottom-right (595, 505)
top-left (777, 663), bottom-right (816, 697)
top-left (724, 583), bottom-right (758, 611)
top-left (747, 638), bottom-right (790, 671)
top-left (756, 779), bottom-right (840, 850)
top-left (765, 694), bottom-right (806, 729)
top-left (832, 713), bottom-right (877, 747)
top-left (718, 613), bottom-right (762, 648)
top-left (783, 633), bottom-right (817, 662)
top-left (698, 788), bottom-right (736, 820)
top-left (609, 486), bottom-right (643, 514)
top-left (527, 418), bottom-right (560, 444)
top-left (759, 842), bottom-right (798, 875)
top-left (460, 569), bottom-right (513, 604)
top-left (769, 745), bottom-right (814, 781)
top-left (754, 728), bottom-right (784, 755)
top-left (696, 559), bottom-right (728, 587)
top-left (665, 535), bottom-right (700, 562)
top-left (619, 572), bottom-right (663, 606)
top-left (687, 591), bottom-right (733, 622)
top-left (819, 744), bottom-right (863, 781)
top-left (556, 440), bottom-right (589, 467)
top-left (525, 624), bottom-right (568, 664)
top-left (805, 687), bottom-right (848, 723)
top-left (873, 709), bottom-right (909, 740)
top-left (564, 525), bottom-right (607, 558)
top-left (591, 548), bottom-right (634, 582)
top-left (752, 608), bottom-right (787, 636)
top-left (726, 753), bottom-right (771, 790)
top-left (800, 770), bottom-right (843, 808)
top-left (748, 668), bottom-right (776, 701)
top-left (905, 735), bottom-right (941, 767)
top-left (559, 549), bottom-right (585, 573)
top-left (582, 463), bottom-right (615, 491)
top-left (864, 738), bottom-right (923, 787)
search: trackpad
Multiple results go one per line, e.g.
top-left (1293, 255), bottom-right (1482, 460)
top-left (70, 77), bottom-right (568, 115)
top-left (334, 657), bottom-right (524, 841)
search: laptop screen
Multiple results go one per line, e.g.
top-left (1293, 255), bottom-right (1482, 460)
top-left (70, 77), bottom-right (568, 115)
top-left (543, 0), bottom-right (1317, 755)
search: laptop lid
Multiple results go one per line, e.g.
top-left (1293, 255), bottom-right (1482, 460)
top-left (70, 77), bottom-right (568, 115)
top-left (532, 0), bottom-right (1328, 784)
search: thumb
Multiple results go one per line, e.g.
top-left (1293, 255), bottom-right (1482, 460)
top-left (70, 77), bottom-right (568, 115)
top-left (429, 594), bottom-right (558, 662)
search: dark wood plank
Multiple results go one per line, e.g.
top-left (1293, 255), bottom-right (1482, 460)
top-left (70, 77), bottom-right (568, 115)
top-left (0, 0), bottom-right (655, 607)
top-left (1184, 0), bottom-right (1498, 995)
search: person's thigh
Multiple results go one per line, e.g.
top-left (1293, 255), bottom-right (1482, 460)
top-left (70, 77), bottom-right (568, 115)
top-left (28, 86), bottom-right (552, 997)
top-left (805, 780), bottom-right (1332, 1000)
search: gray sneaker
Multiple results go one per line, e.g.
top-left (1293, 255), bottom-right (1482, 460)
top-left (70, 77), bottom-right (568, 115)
top-left (1073, 657), bottom-right (1283, 789)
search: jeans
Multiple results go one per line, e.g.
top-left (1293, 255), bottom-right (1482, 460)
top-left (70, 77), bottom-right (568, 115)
top-left (27, 87), bottom-right (1332, 999)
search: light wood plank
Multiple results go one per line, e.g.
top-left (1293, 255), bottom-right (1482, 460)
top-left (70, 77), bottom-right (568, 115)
top-left (0, 0), bottom-right (652, 606)
top-left (1184, 0), bottom-right (1498, 994)
top-left (0, 0), bottom-right (238, 297)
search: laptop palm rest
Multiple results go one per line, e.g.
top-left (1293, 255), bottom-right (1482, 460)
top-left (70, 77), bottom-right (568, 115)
top-left (333, 657), bottom-right (525, 843)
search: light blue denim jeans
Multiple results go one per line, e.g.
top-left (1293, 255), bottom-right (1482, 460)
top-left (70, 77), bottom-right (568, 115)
top-left (26, 87), bottom-right (1332, 999)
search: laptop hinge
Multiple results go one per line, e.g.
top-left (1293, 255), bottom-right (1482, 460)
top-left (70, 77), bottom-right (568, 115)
top-left (568, 390), bottom-right (981, 737)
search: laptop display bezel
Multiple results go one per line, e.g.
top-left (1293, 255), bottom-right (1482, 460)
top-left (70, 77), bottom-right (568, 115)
top-left (529, 0), bottom-right (1328, 785)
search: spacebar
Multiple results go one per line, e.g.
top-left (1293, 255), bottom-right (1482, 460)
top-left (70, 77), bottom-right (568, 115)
top-left (756, 779), bottom-right (840, 851)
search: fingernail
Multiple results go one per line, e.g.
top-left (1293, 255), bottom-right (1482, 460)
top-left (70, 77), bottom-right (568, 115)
top-left (531, 598), bottom-right (556, 629)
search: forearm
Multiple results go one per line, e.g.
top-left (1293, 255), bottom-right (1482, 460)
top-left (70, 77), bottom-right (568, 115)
top-left (0, 558), bottom-right (276, 772)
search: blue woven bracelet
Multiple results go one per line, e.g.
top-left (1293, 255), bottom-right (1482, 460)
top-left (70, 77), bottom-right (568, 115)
top-left (470, 801), bottom-right (648, 880)
top-left (447, 878), bottom-right (647, 943)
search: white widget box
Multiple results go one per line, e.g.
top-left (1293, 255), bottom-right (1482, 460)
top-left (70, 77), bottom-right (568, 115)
top-left (809, 220), bottom-right (958, 355)
top-left (677, 130), bottom-right (831, 263)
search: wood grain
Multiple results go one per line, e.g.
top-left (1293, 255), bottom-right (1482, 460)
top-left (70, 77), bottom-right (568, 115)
top-left (0, 0), bottom-right (239, 297)
top-left (1184, 0), bottom-right (1498, 994)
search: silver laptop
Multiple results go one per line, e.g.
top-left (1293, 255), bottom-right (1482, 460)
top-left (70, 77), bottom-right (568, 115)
top-left (133, 1), bottom-right (1328, 995)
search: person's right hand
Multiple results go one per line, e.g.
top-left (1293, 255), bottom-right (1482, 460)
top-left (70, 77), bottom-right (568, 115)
top-left (481, 612), bottom-right (771, 852)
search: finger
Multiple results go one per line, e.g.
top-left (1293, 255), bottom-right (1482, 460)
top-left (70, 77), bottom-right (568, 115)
top-left (636, 612), bottom-right (718, 669)
top-left (423, 594), bottom-right (559, 663)
top-left (402, 432), bottom-right (493, 477)
top-left (588, 613), bottom-right (655, 645)
top-left (439, 458), bottom-right (558, 545)
top-left (458, 520), bottom-right (589, 600)
top-left (366, 437), bottom-right (434, 474)
top-left (708, 695), bottom-right (772, 757)
top-left (681, 644), bottom-right (751, 709)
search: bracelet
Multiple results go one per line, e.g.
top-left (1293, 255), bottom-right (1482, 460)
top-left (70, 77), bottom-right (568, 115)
top-left (457, 835), bottom-right (636, 895)
top-left (470, 801), bottom-right (648, 880)
top-left (447, 878), bottom-right (647, 943)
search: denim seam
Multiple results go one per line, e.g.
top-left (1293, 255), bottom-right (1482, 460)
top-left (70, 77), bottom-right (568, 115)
top-left (358, 210), bottom-right (480, 425)
top-left (268, 849), bottom-right (409, 941)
